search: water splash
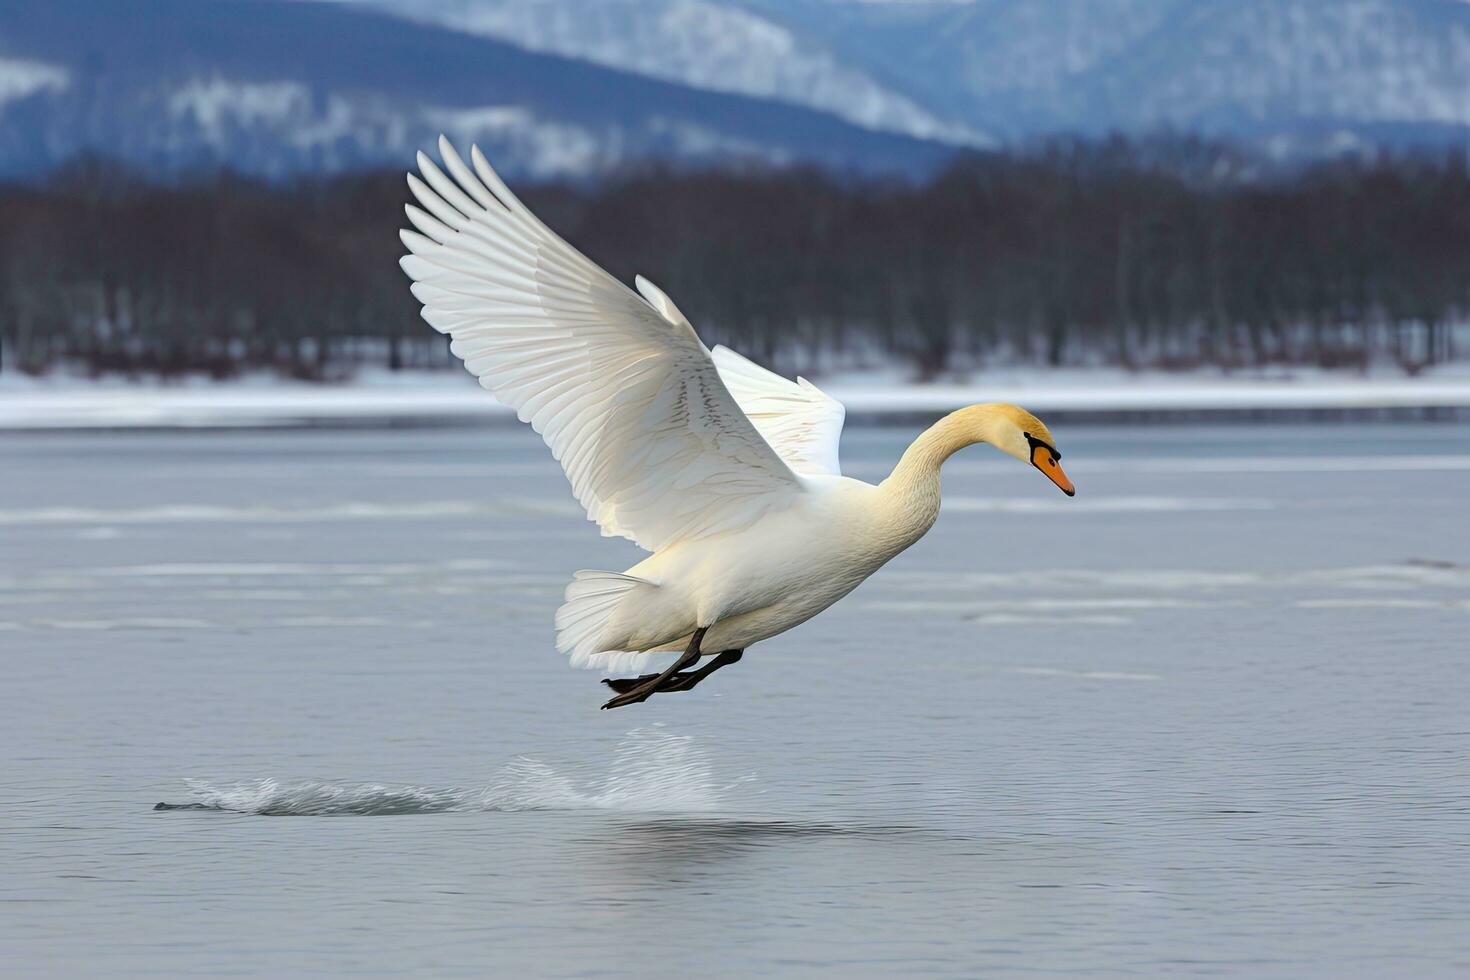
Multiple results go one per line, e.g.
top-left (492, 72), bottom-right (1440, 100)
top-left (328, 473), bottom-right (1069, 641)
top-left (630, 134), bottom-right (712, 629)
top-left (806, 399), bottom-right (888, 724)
top-left (156, 727), bottom-right (729, 816)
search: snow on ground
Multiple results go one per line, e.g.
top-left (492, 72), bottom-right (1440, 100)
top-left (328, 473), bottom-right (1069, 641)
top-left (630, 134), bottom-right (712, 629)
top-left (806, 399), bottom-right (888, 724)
top-left (3, 366), bottom-right (1470, 428)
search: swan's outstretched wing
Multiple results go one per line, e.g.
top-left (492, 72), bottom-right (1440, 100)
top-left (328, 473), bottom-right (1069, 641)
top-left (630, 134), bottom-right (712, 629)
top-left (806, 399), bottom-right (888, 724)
top-left (399, 138), bottom-right (804, 553)
top-left (710, 346), bottom-right (846, 477)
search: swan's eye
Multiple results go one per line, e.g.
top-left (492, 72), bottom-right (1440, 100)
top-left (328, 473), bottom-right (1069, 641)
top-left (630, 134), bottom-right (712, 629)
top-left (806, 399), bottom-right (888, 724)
top-left (1023, 431), bottom-right (1059, 463)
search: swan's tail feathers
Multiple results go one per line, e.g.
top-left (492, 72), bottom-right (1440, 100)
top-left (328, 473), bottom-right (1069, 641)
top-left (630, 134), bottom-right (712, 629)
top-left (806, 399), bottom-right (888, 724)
top-left (555, 570), bottom-right (660, 671)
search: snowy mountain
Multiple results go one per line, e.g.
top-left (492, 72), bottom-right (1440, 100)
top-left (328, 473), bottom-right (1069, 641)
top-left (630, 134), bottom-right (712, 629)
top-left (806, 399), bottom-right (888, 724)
top-left (345, 0), bottom-right (992, 146)
top-left (1, 0), bottom-right (1466, 182)
top-left (850, 0), bottom-right (1470, 150)
top-left (0, 0), bottom-right (953, 180)
top-left (354, 0), bottom-right (1470, 158)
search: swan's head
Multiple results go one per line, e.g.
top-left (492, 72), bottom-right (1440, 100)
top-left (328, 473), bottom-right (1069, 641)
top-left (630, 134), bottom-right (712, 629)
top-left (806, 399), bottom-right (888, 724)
top-left (968, 403), bottom-right (1075, 497)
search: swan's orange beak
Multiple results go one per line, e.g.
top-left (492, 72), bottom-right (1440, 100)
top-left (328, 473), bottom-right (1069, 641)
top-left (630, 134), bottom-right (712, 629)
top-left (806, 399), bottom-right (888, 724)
top-left (1032, 444), bottom-right (1075, 497)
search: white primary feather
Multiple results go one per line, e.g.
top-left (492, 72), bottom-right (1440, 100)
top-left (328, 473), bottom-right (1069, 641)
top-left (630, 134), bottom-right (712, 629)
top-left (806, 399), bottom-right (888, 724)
top-left (710, 345), bottom-right (846, 476)
top-left (400, 136), bottom-right (806, 554)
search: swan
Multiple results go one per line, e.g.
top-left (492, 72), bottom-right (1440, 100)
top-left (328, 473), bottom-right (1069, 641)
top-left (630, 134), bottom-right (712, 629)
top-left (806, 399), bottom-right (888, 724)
top-left (400, 137), bottom-right (1076, 709)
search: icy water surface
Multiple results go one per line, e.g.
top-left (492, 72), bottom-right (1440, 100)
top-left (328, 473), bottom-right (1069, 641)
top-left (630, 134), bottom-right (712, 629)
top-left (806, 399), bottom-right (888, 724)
top-left (2, 422), bottom-right (1469, 976)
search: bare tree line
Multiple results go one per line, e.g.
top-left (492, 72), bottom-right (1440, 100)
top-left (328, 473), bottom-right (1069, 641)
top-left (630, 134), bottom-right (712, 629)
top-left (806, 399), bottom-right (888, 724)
top-left (1, 143), bottom-right (1467, 381)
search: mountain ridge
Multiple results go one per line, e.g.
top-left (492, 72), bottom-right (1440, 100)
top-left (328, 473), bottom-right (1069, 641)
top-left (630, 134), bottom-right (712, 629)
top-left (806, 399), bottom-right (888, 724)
top-left (354, 0), bottom-right (1470, 158)
top-left (1, 0), bottom-right (1467, 182)
top-left (0, 0), bottom-right (956, 180)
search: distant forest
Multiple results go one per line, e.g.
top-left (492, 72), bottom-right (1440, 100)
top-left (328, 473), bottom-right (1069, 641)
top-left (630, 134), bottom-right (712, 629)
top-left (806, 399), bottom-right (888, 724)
top-left (2, 142), bottom-right (1467, 381)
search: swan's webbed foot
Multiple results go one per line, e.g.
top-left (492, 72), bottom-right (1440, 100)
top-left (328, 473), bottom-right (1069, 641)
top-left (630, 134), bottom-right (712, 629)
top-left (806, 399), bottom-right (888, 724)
top-left (659, 650), bottom-right (743, 691)
top-left (600, 686), bottom-right (655, 710)
top-left (601, 672), bottom-right (661, 695)
top-left (601, 649), bottom-right (743, 704)
top-left (600, 628), bottom-right (706, 710)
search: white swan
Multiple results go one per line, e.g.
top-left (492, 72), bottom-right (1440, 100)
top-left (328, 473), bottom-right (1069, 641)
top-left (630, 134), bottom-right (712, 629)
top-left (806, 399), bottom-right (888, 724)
top-left (400, 138), bottom-right (1075, 709)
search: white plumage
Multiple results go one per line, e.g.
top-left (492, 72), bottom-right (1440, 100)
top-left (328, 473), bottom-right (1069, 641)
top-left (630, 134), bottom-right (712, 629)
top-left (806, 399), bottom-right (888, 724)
top-left (402, 140), bottom-right (798, 553)
top-left (710, 345), bottom-right (846, 477)
top-left (400, 138), bottom-right (1075, 707)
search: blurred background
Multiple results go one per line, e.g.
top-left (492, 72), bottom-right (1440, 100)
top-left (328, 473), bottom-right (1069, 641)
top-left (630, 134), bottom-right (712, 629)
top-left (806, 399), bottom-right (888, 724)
top-left (1, 0), bottom-right (1468, 423)
top-left (5, 5), bottom-right (1470, 976)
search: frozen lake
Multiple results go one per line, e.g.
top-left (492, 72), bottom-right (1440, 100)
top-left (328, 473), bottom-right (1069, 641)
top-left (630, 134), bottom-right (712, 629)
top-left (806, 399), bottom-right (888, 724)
top-left (3, 421), bottom-right (1469, 976)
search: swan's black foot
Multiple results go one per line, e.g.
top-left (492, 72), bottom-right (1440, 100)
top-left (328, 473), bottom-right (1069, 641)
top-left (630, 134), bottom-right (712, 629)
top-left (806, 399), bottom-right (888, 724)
top-left (600, 628), bottom-right (707, 710)
top-left (602, 672), bottom-right (661, 695)
top-left (601, 680), bottom-right (659, 710)
top-left (601, 650), bottom-right (743, 703)
top-left (661, 650), bottom-right (742, 691)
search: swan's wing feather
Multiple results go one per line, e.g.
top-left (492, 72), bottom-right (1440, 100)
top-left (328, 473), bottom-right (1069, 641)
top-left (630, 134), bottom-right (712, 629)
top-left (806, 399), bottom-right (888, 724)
top-left (710, 345), bottom-right (846, 477)
top-left (401, 138), bottom-right (803, 552)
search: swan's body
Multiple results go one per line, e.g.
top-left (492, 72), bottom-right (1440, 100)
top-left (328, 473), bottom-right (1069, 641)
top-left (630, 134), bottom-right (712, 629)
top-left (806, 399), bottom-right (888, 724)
top-left (400, 138), bottom-right (1075, 707)
top-left (608, 474), bottom-right (915, 657)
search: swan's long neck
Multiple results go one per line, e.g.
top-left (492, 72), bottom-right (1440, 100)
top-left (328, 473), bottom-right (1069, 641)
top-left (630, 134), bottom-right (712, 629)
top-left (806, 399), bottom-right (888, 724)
top-left (878, 405), bottom-right (1009, 543)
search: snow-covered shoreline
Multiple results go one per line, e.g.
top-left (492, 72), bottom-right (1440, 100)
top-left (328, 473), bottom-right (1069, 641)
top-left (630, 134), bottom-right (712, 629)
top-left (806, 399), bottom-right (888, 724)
top-left (3, 367), bottom-right (1470, 429)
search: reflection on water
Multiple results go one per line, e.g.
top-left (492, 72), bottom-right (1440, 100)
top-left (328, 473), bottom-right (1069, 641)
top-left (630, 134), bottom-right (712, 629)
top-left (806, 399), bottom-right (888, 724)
top-left (581, 817), bottom-right (956, 886)
top-left (2, 423), bottom-right (1469, 976)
